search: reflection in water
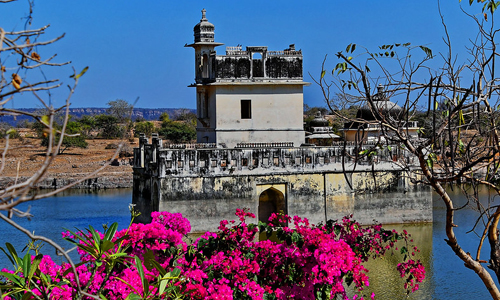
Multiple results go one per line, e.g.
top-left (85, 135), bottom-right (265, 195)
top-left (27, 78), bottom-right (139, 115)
top-left (360, 186), bottom-right (499, 300)
top-left (353, 223), bottom-right (433, 299)
top-left (1, 187), bottom-right (500, 299)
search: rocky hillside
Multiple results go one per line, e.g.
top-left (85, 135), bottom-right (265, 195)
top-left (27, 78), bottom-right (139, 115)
top-left (1, 108), bottom-right (195, 126)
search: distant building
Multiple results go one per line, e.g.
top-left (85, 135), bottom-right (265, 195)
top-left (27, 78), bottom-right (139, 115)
top-left (305, 112), bottom-right (340, 146)
top-left (342, 84), bottom-right (419, 142)
top-left (185, 9), bottom-right (308, 148)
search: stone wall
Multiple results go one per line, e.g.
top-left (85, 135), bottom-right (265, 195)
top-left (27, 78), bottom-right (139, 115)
top-left (0, 175), bottom-right (132, 190)
top-left (133, 169), bottom-right (431, 232)
top-left (132, 136), bottom-right (431, 232)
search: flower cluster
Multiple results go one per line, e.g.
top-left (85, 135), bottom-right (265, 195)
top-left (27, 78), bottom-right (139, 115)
top-left (397, 259), bottom-right (426, 292)
top-left (0, 209), bottom-right (425, 300)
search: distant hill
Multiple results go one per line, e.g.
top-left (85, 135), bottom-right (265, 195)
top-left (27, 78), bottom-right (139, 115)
top-left (0, 108), bottom-right (196, 126)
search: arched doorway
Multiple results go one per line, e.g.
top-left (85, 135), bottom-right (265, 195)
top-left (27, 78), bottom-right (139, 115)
top-left (258, 187), bottom-right (286, 224)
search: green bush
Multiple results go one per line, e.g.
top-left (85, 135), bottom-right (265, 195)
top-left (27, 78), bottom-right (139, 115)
top-left (159, 121), bottom-right (195, 143)
top-left (95, 115), bottom-right (125, 139)
top-left (134, 121), bottom-right (155, 137)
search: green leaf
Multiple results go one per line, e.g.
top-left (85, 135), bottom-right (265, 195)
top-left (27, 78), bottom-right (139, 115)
top-left (6, 243), bottom-right (19, 265)
top-left (419, 45), bottom-right (433, 58)
top-left (0, 271), bottom-right (23, 286)
top-left (359, 149), bottom-right (369, 155)
top-left (88, 225), bottom-right (102, 250)
top-left (41, 115), bottom-right (50, 126)
top-left (346, 44), bottom-right (352, 53)
top-left (170, 268), bottom-right (181, 278)
top-left (134, 256), bottom-right (149, 295)
top-left (104, 222), bottom-right (118, 241)
top-left (351, 44), bottom-right (356, 52)
top-left (22, 252), bottom-right (30, 279)
top-left (100, 240), bottom-right (115, 253)
top-left (71, 66), bottom-right (89, 79)
top-left (0, 244), bottom-right (16, 267)
top-left (365, 65), bottom-right (371, 73)
top-left (459, 139), bottom-right (465, 154)
top-left (426, 158), bottom-right (433, 169)
top-left (197, 238), bottom-right (208, 249)
top-left (125, 293), bottom-right (142, 300)
top-left (291, 231), bottom-right (301, 243)
top-left (159, 279), bottom-right (168, 295)
top-left (28, 254), bottom-right (43, 281)
top-left (320, 70), bottom-right (326, 79)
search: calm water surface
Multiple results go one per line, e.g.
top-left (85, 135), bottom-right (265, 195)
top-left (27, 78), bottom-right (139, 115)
top-left (0, 189), bottom-right (132, 266)
top-left (1, 187), bottom-right (499, 299)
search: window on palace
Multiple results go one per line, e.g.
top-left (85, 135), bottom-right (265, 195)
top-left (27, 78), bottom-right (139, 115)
top-left (241, 100), bottom-right (252, 119)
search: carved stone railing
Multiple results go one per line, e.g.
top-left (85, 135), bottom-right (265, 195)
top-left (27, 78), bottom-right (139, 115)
top-left (225, 46), bottom-right (247, 56)
top-left (166, 143), bottom-right (217, 149)
top-left (267, 50), bottom-right (302, 56)
top-left (236, 142), bottom-right (294, 148)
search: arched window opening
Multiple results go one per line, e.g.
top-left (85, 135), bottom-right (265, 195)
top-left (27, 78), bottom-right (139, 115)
top-left (258, 187), bottom-right (286, 225)
top-left (202, 54), bottom-right (209, 78)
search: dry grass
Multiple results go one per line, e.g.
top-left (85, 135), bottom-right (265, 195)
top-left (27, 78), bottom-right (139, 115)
top-left (0, 137), bottom-right (135, 180)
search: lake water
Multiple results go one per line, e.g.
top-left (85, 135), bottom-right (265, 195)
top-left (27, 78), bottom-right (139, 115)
top-left (0, 189), bottom-right (133, 266)
top-left (0, 187), bottom-right (498, 299)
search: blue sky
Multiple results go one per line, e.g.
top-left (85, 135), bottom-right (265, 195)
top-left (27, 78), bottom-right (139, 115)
top-left (1, 1), bottom-right (484, 109)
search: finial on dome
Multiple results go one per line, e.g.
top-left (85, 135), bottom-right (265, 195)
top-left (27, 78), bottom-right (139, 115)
top-left (377, 84), bottom-right (384, 93)
top-left (201, 8), bottom-right (207, 21)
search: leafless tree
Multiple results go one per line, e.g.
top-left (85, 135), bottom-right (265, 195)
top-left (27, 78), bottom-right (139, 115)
top-left (313, 2), bottom-right (500, 298)
top-left (0, 1), bottom-right (120, 298)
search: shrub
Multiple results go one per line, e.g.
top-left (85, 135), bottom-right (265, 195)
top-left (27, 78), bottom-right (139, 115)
top-left (159, 121), bottom-right (196, 143)
top-left (0, 210), bottom-right (424, 300)
top-left (133, 121), bottom-right (155, 137)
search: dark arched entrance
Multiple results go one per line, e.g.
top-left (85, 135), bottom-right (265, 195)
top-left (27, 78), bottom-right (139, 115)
top-left (258, 187), bottom-right (286, 224)
top-left (152, 181), bottom-right (159, 213)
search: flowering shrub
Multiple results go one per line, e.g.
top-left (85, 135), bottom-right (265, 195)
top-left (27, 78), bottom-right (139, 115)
top-left (0, 209), bottom-right (425, 299)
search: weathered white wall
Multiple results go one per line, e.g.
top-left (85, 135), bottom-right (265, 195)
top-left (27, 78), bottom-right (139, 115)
top-left (195, 83), bottom-right (306, 147)
top-left (153, 171), bottom-right (432, 232)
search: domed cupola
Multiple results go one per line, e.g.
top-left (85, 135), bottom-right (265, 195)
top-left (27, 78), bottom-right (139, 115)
top-left (310, 111), bottom-right (329, 128)
top-left (356, 84), bottom-right (403, 121)
top-left (194, 9), bottom-right (215, 43)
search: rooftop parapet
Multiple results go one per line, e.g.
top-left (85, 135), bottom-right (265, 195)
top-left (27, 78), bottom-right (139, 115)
top-left (215, 44), bottom-right (303, 81)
